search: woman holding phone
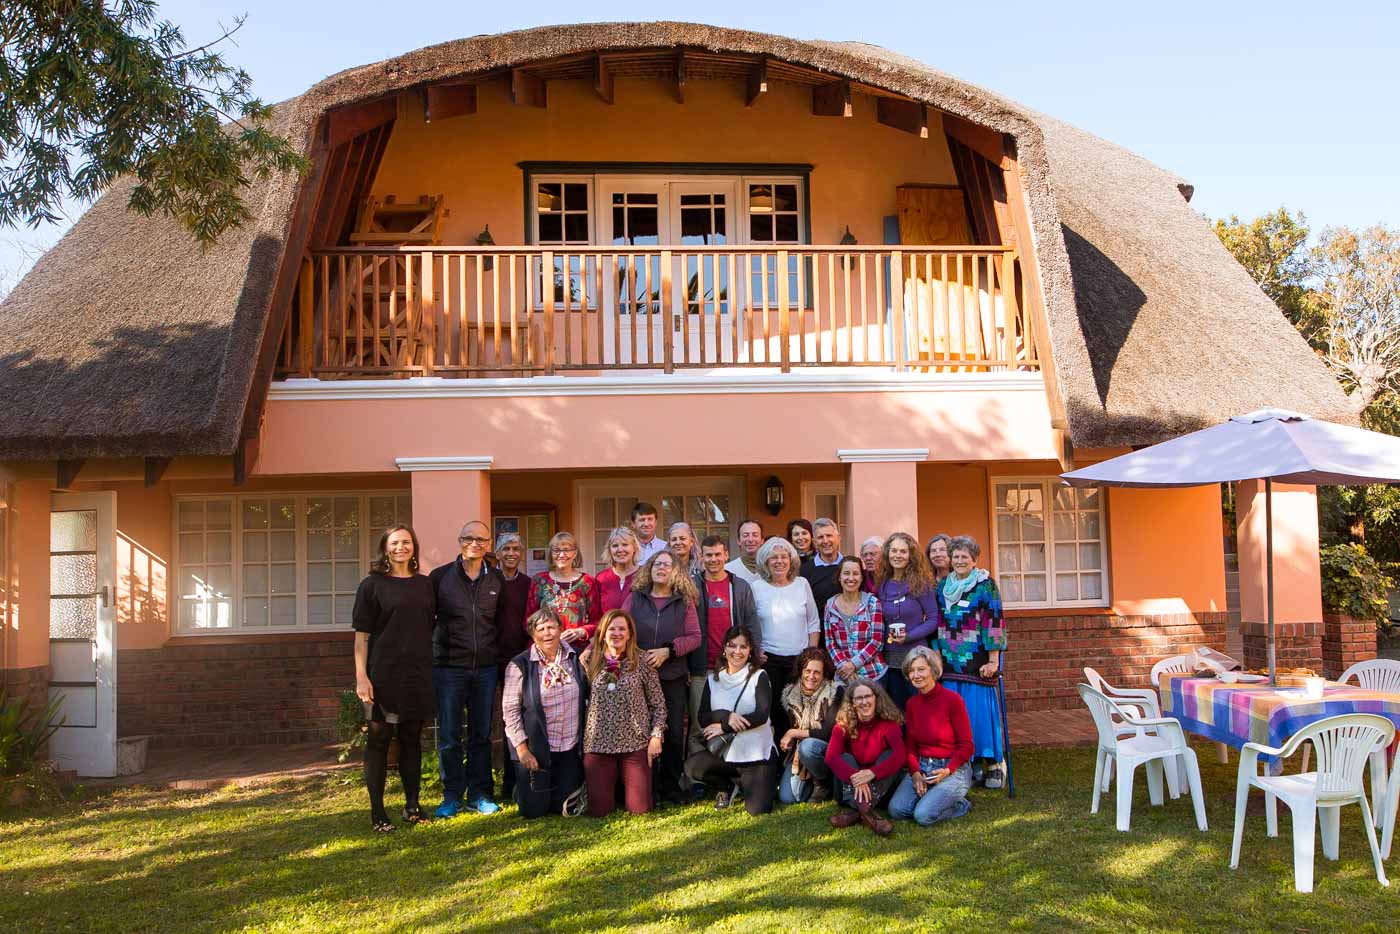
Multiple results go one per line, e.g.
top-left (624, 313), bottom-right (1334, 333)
top-left (888, 646), bottom-right (974, 826)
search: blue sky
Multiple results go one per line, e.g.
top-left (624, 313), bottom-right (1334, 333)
top-left (3, 0), bottom-right (1396, 277)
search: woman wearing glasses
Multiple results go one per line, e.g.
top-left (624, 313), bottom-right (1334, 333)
top-left (502, 607), bottom-right (590, 818)
top-left (524, 531), bottom-right (602, 649)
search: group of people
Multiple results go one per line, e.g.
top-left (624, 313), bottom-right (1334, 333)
top-left (351, 502), bottom-right (1007, 837)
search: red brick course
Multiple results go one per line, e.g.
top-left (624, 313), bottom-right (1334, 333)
top-left (1322, 614), bottom-right (1378, 681)
top-left (1240, 621), bottom-right (1324, 673)
top-left (1003, 612), bottom-right (1228, 712)
top-left (117, 634), bottom-right (354, 748)
top-left (1, 664), bottom-right (51, 712)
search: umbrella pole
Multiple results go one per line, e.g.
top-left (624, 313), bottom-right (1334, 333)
top-left (1266, 477), bottom-right (1276, 686)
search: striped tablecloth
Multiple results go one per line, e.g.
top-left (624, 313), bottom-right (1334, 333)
top-left (1158, 673), bottom-right (1400, 752)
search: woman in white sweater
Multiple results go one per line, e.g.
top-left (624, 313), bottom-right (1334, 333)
top-left (749, 536), bottom-right (819, 737)
top-left (683, 625), bottom-right (777, 814)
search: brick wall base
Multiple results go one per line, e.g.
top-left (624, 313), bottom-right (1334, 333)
top-left (1005, 612), bottom-right (1228, 712)
top-left (1322, 614), bottom-right (1378, 680)
top-left (2, 664), bottom-right (51, 712)
top-left (118, 635), bottom-right (353, 748)
top-left (1240, 621), bottom-right (1324, 673)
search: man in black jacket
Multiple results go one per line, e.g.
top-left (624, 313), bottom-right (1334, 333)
top-left (430, 519), bottom-right (506, 818)
top-left (800, 518), bottom-right (846, 643)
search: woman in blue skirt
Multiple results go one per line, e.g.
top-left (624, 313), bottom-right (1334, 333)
top-left (934, 535), bottom-right (1007, 789)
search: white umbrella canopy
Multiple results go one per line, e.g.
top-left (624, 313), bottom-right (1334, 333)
top-left (1061, 409), bottom-right (1400, 684)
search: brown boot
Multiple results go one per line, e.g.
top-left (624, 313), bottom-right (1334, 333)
top-left (829, 808), bottom-right (861, 828)
top-left (859, 807), bottom-right (893, 837)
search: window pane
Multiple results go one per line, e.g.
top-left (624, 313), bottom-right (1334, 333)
top-left (750, 214), bottom-right (773, 241)
top-left (270, 531), bottom-right (296, 562)
top-left (564, 213), bottom-right (589, 242)
top-left (564, 183), bottom-right (588, 210)
top-left (179, 533), bottom-right (204, 564)
top-left (50, 555), bottom-right (96, 596)
top-left (995, 484), bottom-right (1018, 510)
top-left (177, 500), bottom-right (204, 532)
top-left (749, 184), bottom-right (773, 210)
top-left (997, 545), bottom-right (1019, 573)
top-left (1077, 488), bottom-right (1100, 509)
top-left (306, 498), bottom-right (332, 530)
top-left (334, 594), bottom-right (355, 625)
top-left (270, 499), bottom-right (296, 529)
top-left (594, 497), bottom-right (615, 529)
top-left (334, 529), bottom-right (360, 560)
top-left (1054, 486), bottom-right (1075, 511)
top-left (1023, 543), bottom-right (1046, 572)
top-left (242, 532), bottom-right (267, 563)
top-left (207, 533), bottom-right (232, 564)
top-left (537, 183), bottom-right (561, 212)
top-left (335, 497), bottom-right (360, 528)
top-left (244, 565), bottom-right (269, 595)
top-left (1022, 513), bottom-right (1044, 541)
top-left (1022, 575), bottom-right (1047, 602)
top-left (335, 563), bottom-right (361, 592)
top-left (370, 496), bottom-right (396, 529)
top-left (307, 531), bottom-right (331, 561)
top-left (307, 595), bottom-right (332, 627)
top-left (539, 213), bottom-right (563, 242)
top-left (1000, 576), bottom-right (1022, 603)
top-left (1079, 512), bottom-right (1101, 540)
top-left (1056, 574), bottom-right (1079, 602)
top-left (270, 564), bottom-right (296, 594)
top-left (242, 499), bottom-right (269, 530)
top-left (270, 596), bottom-right (297, 627)
top-left (661, 497), bottom-right (684, 529)
top-left (1079, 542), bottom-right (1102, 570)
top-left (307, 562), bottom-right (333, 592)
top-left (996, 514), bottom-right (1019, 542)
top-left (1054, 542), bottom-right (1077, 570)
top-left (50, 596), bottom-right (96, 639)
top-left (51, 511), bottom-right (97, 552)
top-left (207, 566), bottom-right (233, 594)
top-left (1081, 574), bottom-right (1104, 600)
top-left (1053, 513), bottom-right (1075, 541)
top-left (775, 214), bottom-right (799, 242)
top-left (774, 185), bottom-right (797, 212)
top-left (207, 500), bottom-right (232, 531)
top-left (242, 597), bottom-right (268, 627)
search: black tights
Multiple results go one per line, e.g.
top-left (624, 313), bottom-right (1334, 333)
top-left (364, 719), bottom-right (424, 821)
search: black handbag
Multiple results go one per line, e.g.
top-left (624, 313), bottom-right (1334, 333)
top-left (705, 668), bottom-right (757, 757)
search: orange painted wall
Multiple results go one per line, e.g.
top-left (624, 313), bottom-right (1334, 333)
top-left (8, 479), bottom-right (50, 670)
top-left (1237, 480), bottom-right (1321, 623)
top-left (1109, 484), bottom-right (1226, 616)
top-left (371, 76), bottom-right (957, 248)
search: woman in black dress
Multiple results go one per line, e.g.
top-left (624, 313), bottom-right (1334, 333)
top-left (353, 524), bottom-right (436, 832)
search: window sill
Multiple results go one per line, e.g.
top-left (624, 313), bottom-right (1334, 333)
top-left (1005, 605), bottom-right (1113, 618)
top-left (163, 629), bottom-right (354, 647)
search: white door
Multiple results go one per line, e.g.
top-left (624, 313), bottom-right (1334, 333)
top-left (601, 179), bottom-right (737, 365)
top-left (579, 477), bottom-right (745, 572)
top-left (49, 492), bottom-right (117, 777)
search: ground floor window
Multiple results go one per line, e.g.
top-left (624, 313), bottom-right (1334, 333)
top-left (174, 491), bottom-right (411, 633)
top-left (577, 477), bottom-right (745, 572)
top-left (990, 478), bottom-right (1108, 609)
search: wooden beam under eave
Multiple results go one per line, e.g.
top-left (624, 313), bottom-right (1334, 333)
top-left (943, 113), bottom-right (1011, 169)
top-left (143, 456), bottom-right (172, 488)
top-left (424, 82), bottom-right (477, 122)
top-left (812, 80), bottom-right (852, 118)
top-left (746, 57), bottom-right (768, 107)
top-left (324, 97), bottom-right (397, 149)
top-left (876, 98), bottom-right (928, 138)
top-left (511, 69), bottom-right (546, 108)
top-left (673, 50), bottom-right (687, 104)
top-left (233, 435), bottom-right (258, 487)
top-left (594, 55), bottom-right (614, 104)
top-left (56, 458), bottom-right (84, 489)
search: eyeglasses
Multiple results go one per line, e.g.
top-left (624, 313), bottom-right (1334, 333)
top-left (460, 536), bottom-right (490, 545)
top-left (551, 547), bottom-right (577, 555)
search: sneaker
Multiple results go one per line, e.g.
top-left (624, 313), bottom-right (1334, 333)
top-left (970, 760), bottom-right (986, 786)
top-left (467, 798), bottom-right (501, 815)
top-left (983, 766), bottom-right (1004, 790)
top-left (714, 789), bottom-right (733, 810)
top-left (434, 799), bottom-right (465, 819)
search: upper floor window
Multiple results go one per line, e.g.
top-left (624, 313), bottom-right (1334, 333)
top-left (990, 478), bottom-right (1108, 609)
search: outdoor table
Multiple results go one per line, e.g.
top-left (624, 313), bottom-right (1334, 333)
top-left (1158, 672), bottom-right (1400, 856)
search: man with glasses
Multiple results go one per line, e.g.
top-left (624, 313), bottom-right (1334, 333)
top-left (429, 519), bottom-right (506, 817)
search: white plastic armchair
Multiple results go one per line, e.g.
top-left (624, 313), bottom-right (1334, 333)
top-left (1082, 667), bottom-right (1179, 799)
top-left (1300, 660), bottom-right (1400, 826)
top-left (1077, 683), bottom-right (1207, 833)
top-left (1151, 650), bottom-right (1230, 765)
top-left (1230, 713), bottom-right (1393, 893)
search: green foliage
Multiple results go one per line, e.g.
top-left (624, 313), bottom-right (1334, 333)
top-left (0, 1), bottom-right (305, 245)
top-left (0, 688), bottom-right (64, 777)
top-left (1213, 208), bottom-right (1328, 343)
top-left (1320, 543), bottom-right (1394, 630)
top-left (334, 690), bottom-right (365, 764)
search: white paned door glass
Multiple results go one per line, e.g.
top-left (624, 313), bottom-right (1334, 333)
top-left (49, 491), bottom-right (117, 777)
top-left (579, 478), bottom-right (744, 570)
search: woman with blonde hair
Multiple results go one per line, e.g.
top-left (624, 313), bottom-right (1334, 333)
top-left (824, 677), bottom-right (905, 836)
top-left (622, 551), bottom-right (701, 806)
top-left (581, 610), bottom-right (666, 816)
top-left (525, 531), bottom-right (601, 649)
top-left (875, 532), bottom-right (941, 709)
top-left (596, 526), bottom-right (642, 616)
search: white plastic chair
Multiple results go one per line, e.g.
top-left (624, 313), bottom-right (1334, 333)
top-left (1078, 683), bottom-right (1207, 832)
top-left (1151, 650), bottom-right (1230, 765)
top-left (1230, 713), bottom-right (1393, 893)
top-left (1082, 666), bottom-right (1180, 799)
top-left (1299, 660), bottom-right (1400, 826)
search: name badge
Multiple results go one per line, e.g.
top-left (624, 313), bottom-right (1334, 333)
top-left (607, 683), bottom-right (617, 692)
top-left (891, 596), bottom-right (907, 605)
top-left (957, 599), bottom-right (970, 608)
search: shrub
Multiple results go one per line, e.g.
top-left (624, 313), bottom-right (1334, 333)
top-left (0, 690), bottom-right (64, 777)
top-left (1320, 543), bottom-right (1395, 631)
top-left (336, 690), bottom-right (367, 764)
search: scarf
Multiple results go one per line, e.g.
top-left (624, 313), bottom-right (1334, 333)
top-left (740, 552), bottom-right (759, 575)
top-left (942, 567), bottom-right (990, 606)
top-left (537, 645), bottom-right (574, 690)
top-left (782, 679), bottom-right (838, 731)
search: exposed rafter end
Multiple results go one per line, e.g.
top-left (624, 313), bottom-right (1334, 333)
top-left (233, 435), bottom-right (259, 487)
top-left (1055, 429), bottom-right (1076, 472)
top-left (324, 96), bottom-right (397, 149)
top-left (511, 68), bottom-right (546, 108)
top-left (812, 80), bottom-right (851, 118)
top-left (673, 50), bottom-right (687, 104)
top-left (594, 54), bottom-right (614, 104)
top-left (745, 57), bottom-right (768, 106)
top-left (424, 82), bottom-right (477, 123)
top-left (56, 458), bottom-right (84, 489)
top-left (876, 98), bottom-right (927, 137)
top-left (143, 456), bottom-right (172, 488)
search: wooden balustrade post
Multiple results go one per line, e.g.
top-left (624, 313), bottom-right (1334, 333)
top-left (891, 249), bottom-right (906, 372)
top-left (1002, 250), bottom-right (1020, 369)
top-left (542, 251), bottom-right (556, 375)
top-left (420, 250), bottom-right (435, 375)
top-left (298, 257), bottom-right (314, 376)
top-left (660, 250), bottom-right (675, 373)
top-left (777, 249), bottom-right (791, 373)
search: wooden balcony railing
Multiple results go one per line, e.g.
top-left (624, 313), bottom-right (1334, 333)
top-left (274, 245), bottom-right (1039, 379)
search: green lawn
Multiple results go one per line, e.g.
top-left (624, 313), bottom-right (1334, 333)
top-left (3, 745), bottom-right (1399, 933)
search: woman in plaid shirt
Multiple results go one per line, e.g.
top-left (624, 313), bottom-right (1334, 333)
top-left (824, 556), bottom-right (886, 682)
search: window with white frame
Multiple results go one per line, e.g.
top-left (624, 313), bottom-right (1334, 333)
top-left (175, 492), bottom-right (412, 633)
top-left (802, 481), bottom-right (849, 546)
top-left (991, 479), bottom-right (1107, 608)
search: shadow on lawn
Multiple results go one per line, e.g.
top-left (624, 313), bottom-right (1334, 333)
top-left (4, 747), bottom-right (1400, 932)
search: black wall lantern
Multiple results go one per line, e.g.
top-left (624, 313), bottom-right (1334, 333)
top-left (764, 476), bottom-right (785, 516)
top-left (476, 224), bottom-right (496, 270)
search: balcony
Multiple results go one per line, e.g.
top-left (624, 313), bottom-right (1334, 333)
top-left (274, 244), bottom-right (1040, 379)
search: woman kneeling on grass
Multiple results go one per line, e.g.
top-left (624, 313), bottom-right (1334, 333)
top-left (825, 678), bottom-right (905, 836)
top-left (684, 625), bottom-right (779, 815)
top-left (888, 646), bottom-right (973, 827)
top-left (776, 647), bottom-right (842, 805)
top-left (352, 525), bottom-right (436, 833)
top-left (581, 610), bottom-right (666, 816)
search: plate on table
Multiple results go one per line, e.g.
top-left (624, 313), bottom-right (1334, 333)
top-left (1219, 671), bottom-right (1268, 684)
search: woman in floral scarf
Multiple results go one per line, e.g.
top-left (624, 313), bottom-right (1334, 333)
top-left (525, 531), bottom-right (601, 649)
top-left (934, 535), bottom-right (1007, 789)
top-left (581, 610), bottom-right (666, 816)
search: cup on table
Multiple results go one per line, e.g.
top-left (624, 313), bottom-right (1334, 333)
top-left (889, 622), bottom-right (906, 643)
top-left (1304, 677), bottom-right (1326, 700)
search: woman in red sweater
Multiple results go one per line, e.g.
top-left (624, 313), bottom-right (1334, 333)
top-left (824, 678), bottom-right (905, 836)
top-left (888, 645), bottom-right (974, 826)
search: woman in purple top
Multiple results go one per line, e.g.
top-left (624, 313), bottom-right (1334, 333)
top-left (875, 532), bottom-right (941, 710)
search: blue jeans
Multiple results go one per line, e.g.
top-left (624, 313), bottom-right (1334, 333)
top-left (889, 756), bottom-right (973, 826)
top-left (433, 665), bottom-right (498, 804)
top-left (778, 737), bottom-right (831, 804)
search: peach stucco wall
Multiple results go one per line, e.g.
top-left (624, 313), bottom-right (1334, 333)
top-left (7, 479), bottom-right (50, 670)
top-left (1237, 480), bottom-right (1322, 623)
top-left (371, 76), bottom-right (957, 248)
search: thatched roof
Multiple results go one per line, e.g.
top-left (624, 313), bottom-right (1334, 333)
top-left (0, 21), bottom-right (1354, 461)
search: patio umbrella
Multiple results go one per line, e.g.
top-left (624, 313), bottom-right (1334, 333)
top-left (1061, 408), bottom-right (1400, 684)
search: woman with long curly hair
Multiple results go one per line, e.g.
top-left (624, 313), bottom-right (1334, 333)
top-left (824, 677), bottom-right (905, 836)
top-left (352, 525), bottom-right (435, 832)
top-left (875, 532), bottom-right (941, 709)
top-left (581, 610), bottom-right (666, 816)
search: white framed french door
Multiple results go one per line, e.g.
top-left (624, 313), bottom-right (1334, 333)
top-left (49, 491), bottom-right (117, 777)
top-left (600, 178), bottom-right (738, 365)
top-left (577, 476), bottom-right (746, 572)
